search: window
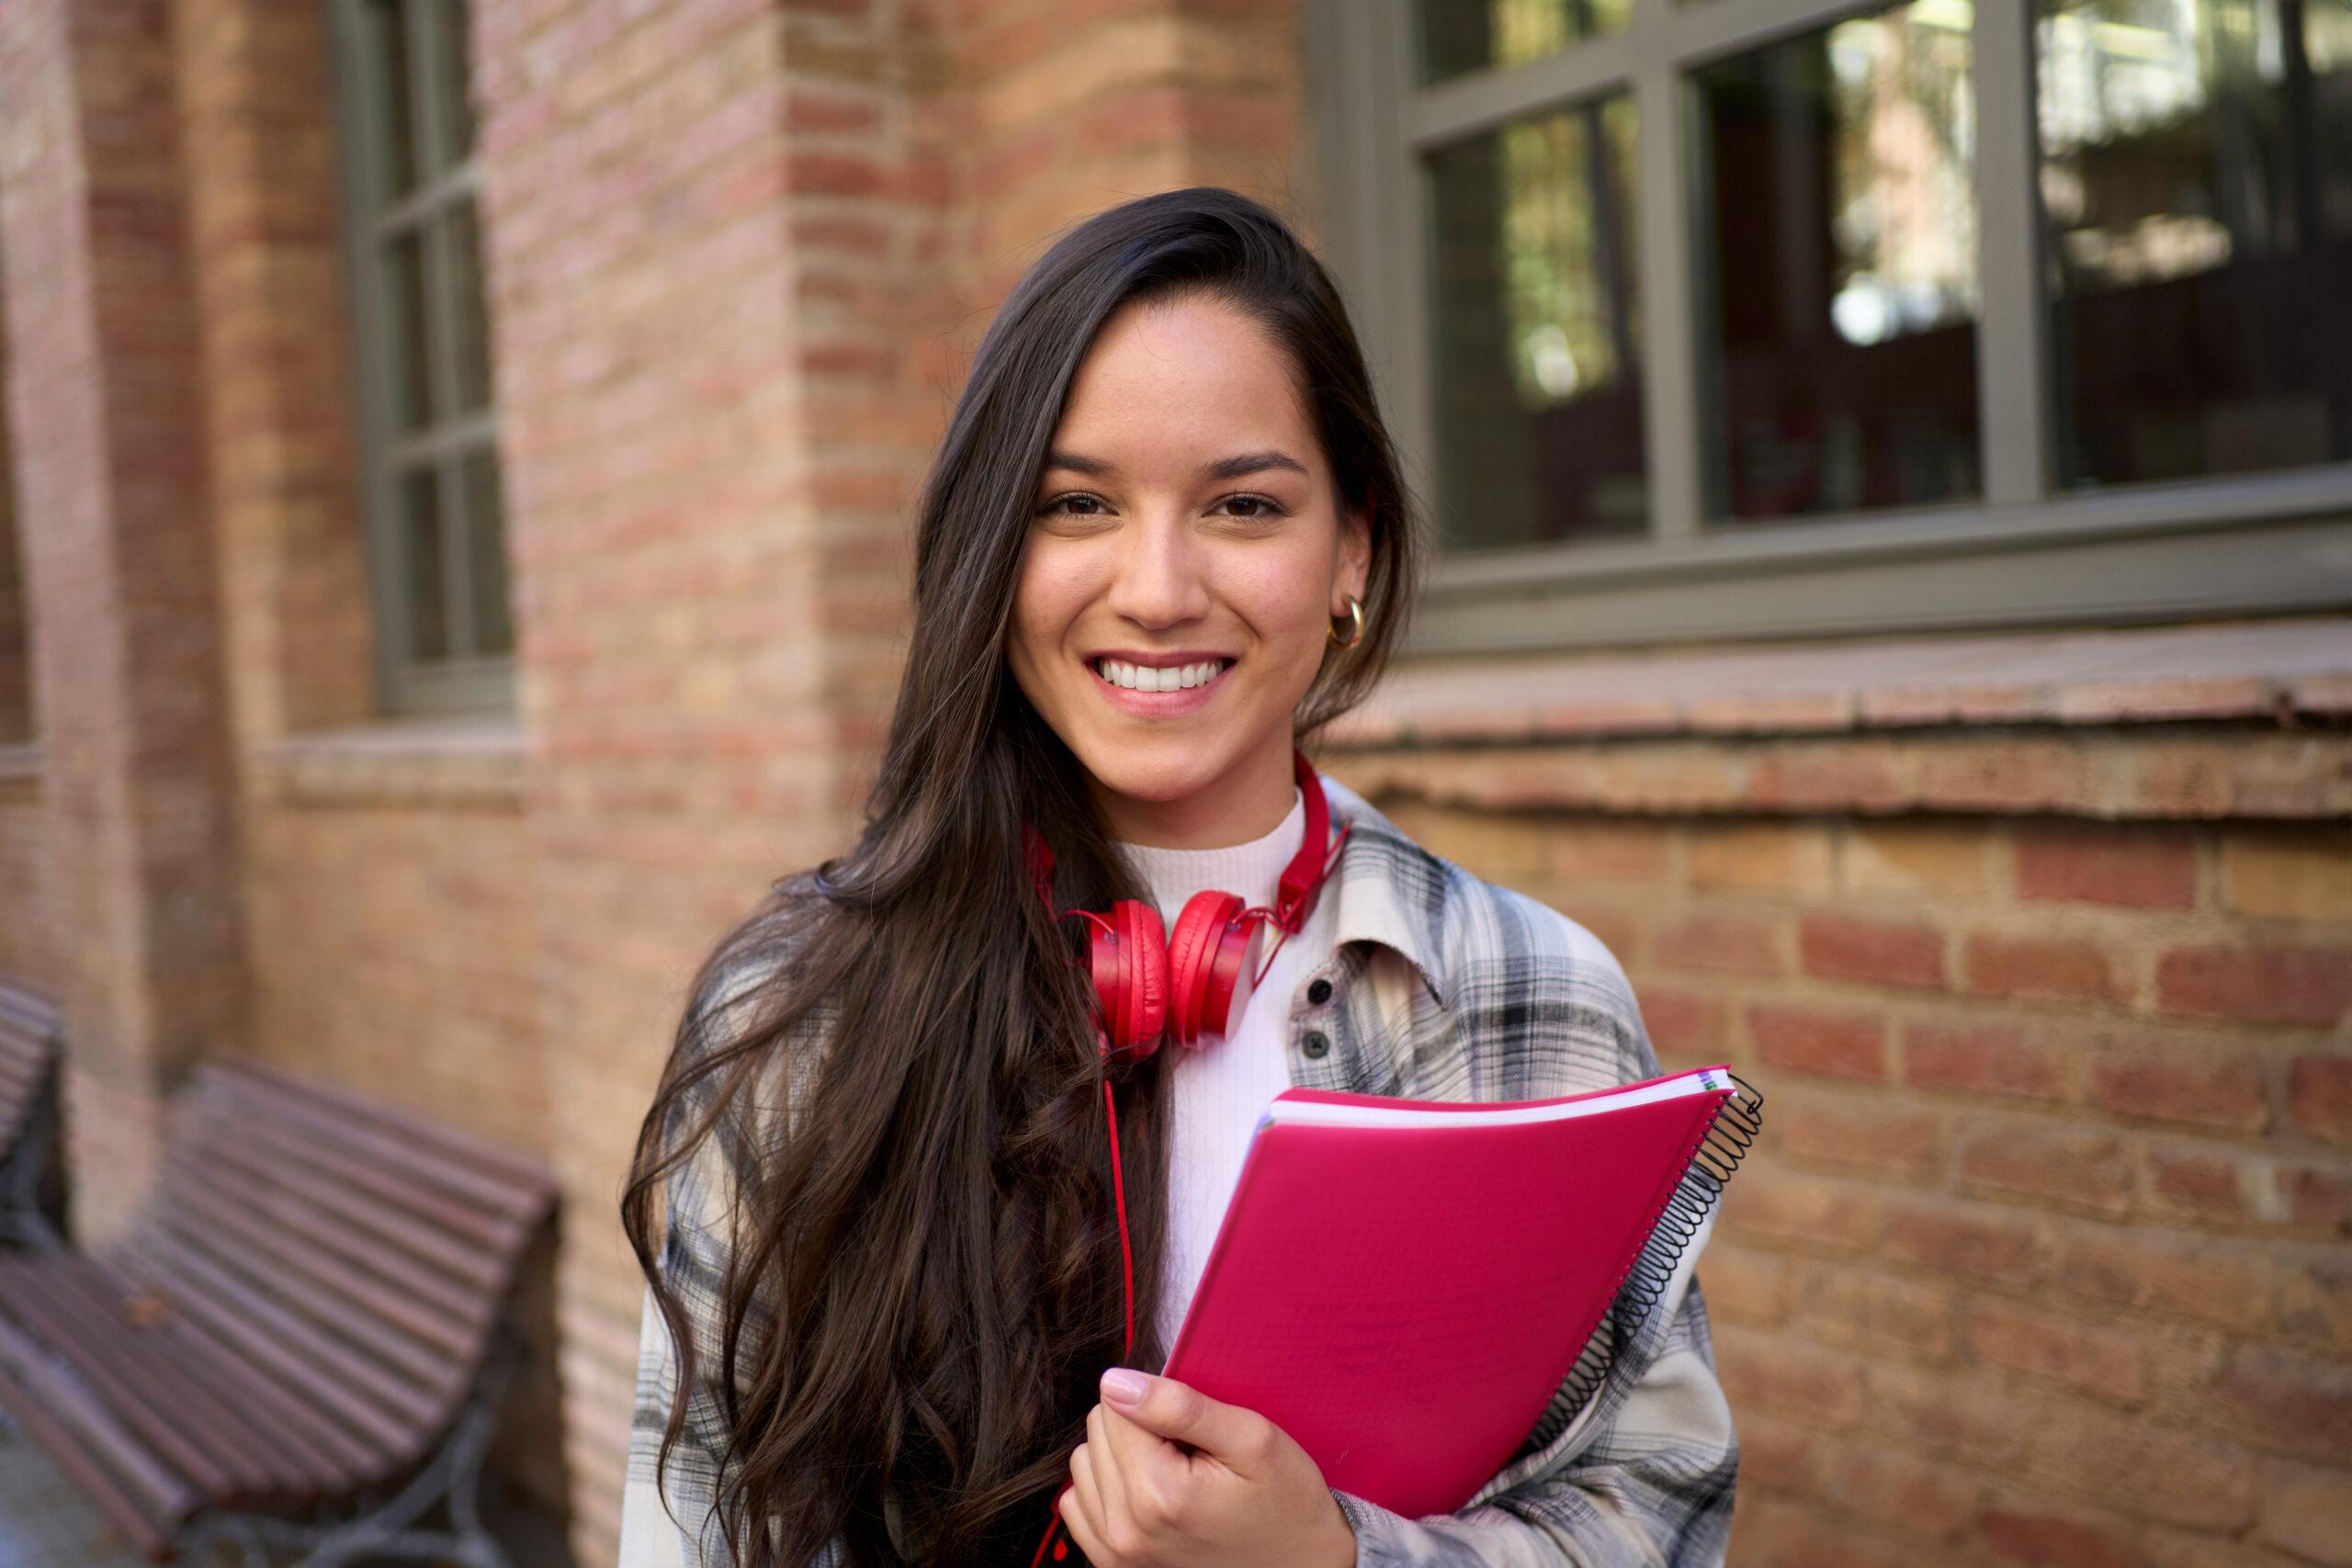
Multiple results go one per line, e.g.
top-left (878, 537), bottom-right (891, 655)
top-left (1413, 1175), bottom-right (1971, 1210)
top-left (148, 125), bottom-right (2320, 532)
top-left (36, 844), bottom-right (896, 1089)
top-left (328, 0), bottom-right (514, 712)
top-left (1306, 0), bottom-right (2352, 654)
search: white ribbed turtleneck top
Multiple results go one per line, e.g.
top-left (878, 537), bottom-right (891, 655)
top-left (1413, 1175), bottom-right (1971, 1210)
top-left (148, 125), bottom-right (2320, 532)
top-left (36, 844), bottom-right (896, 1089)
top-left (1114, 784), bottom-right (1341, 1355)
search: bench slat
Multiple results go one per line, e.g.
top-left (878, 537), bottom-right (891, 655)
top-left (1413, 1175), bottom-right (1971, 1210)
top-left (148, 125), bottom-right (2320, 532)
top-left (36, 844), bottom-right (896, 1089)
top-left (31, 1255), bottom-right (310, 1498)
top-left (0, 1260), bottom-right (252, 1499)
top-left (191, 1114), bottom-right (518, 1294)
top-left (110, 1235), bottom-right (404, 1483)
top-left (0, 1321), bottom-right (187, 1557)
top-left (151, 1168), bottom-right (481, 1378)
top-left (156, 1148), bottom-right (492, 1352)
top-left (205, 1062), bottom-right (552, 1208)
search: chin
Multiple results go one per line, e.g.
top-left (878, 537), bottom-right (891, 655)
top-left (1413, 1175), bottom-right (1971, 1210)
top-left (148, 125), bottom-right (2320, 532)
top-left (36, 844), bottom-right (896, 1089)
top-left (1072, 733), bottom-right (1234, 805)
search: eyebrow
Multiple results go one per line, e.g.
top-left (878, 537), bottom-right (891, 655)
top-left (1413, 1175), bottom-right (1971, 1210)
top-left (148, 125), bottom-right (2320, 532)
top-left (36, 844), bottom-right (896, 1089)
top-left (1042, 449), bottom-right (1310, 483)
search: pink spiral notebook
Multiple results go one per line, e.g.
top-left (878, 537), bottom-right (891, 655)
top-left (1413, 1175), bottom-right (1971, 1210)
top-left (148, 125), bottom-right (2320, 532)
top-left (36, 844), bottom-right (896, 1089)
top-left (1159, 1063), bottom-right (1761, 1520)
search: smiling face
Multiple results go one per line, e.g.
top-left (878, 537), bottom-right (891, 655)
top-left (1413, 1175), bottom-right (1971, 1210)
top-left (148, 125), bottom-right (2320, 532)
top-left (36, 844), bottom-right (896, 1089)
top-left (1008, 293), bottom-right (1371, 848)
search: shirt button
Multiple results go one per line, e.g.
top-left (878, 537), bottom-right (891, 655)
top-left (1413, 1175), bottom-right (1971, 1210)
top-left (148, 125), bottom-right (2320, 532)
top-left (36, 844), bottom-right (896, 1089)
top-left (1306, 978), bottom-right (1333, 1006)
top-left (1300, 1031), bottom-right (1330, 1060)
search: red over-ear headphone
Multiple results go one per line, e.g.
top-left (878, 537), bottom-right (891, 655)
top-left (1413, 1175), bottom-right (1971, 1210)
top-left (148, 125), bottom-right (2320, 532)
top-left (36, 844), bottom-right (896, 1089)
top-left (1021, 746), bottom-right (1351, 1567)
top-left (1023, 748), bottom-right (1350, 1067)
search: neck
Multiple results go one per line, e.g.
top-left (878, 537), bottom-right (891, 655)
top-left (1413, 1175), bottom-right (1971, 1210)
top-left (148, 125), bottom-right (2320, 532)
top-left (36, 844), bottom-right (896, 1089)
top-left (1090, 739), bottom-right (1298, 850)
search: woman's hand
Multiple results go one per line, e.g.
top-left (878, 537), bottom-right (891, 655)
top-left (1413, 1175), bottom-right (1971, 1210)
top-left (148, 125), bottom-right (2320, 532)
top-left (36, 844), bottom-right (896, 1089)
top-left (1057, 1368), bottom-right (1357, 1568)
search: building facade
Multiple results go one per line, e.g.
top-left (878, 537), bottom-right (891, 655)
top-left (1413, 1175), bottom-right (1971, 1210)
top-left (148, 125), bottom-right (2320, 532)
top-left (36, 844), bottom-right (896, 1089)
top-left (0, 0), bottom-right (2346, 1563)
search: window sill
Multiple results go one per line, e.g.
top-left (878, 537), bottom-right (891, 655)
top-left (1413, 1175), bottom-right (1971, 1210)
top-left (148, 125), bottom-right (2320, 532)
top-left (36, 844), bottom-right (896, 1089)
top-left (1323, 614), bottom-right (2352, 821)
top-left (254, 714), bottom-right (525, 810)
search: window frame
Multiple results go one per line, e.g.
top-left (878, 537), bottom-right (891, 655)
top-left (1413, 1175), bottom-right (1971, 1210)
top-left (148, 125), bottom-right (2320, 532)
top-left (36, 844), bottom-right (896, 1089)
top-left (1306, 0), bottom-right (2352, 656)
top-left (326, 0), bottom-right (513, 715)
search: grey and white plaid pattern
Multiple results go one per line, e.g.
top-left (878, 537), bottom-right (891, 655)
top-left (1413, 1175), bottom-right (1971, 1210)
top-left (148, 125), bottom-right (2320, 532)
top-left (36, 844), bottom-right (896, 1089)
top-left (619, 776), bottom-right (1738, 1566)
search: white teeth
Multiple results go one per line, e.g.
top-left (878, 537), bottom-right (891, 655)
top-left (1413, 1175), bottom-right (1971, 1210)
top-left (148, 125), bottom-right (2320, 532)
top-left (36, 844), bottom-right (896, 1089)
top-left (1094, 658), bottom-right (1228, 692)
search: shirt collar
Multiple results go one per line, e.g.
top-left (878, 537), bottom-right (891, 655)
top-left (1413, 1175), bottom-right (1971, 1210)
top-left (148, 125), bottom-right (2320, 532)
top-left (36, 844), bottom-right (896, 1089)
top-left (1313, 773), bottom-right (1451, 1010)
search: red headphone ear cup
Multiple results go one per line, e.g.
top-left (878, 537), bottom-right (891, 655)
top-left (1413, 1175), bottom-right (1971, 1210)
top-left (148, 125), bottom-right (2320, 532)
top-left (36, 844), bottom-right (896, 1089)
top-left (1195, 910), bottom-right (1254, 1039)
top-left (1118, 898), bottom-right (1168, 1056)
top-left (1168, 890), bottom-right (1243, 1046)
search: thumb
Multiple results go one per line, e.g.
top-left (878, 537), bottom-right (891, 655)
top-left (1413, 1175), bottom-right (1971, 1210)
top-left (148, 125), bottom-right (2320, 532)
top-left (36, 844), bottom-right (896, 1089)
top-left (1099, 1369), bottom-right (1254, 1457)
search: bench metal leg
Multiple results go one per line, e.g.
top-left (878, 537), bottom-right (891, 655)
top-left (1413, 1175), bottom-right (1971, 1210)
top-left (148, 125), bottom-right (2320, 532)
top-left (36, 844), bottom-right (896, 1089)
top-left (0, 1074), bottom-right (66, 1254)
top-left (175, 1319), bottom-right (522, 1568)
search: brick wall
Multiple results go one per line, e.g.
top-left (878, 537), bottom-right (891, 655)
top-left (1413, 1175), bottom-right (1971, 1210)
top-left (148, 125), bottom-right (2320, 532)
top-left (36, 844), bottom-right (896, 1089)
top-left (3, 1), bottom-right (2346, 1565)
top-left (1336, 717), bottom-right (2352, 1567)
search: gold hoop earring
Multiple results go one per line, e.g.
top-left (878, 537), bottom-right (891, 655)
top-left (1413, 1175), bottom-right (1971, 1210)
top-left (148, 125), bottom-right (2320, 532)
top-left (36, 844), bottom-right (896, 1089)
top-left (1327, 593), bottom-right (1365, 650)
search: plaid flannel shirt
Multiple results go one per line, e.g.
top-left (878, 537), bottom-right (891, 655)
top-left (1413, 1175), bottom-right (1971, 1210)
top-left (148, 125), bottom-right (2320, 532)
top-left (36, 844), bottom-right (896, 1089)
top-left (619, 774), bottom-right (1739, 1567)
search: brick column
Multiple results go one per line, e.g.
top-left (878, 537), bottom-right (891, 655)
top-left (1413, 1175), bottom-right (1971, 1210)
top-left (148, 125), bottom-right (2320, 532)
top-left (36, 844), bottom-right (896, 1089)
top-left (473, 0), bottom-right (956, 1555)
top-left (0, 0), bottom-right (248, 1238)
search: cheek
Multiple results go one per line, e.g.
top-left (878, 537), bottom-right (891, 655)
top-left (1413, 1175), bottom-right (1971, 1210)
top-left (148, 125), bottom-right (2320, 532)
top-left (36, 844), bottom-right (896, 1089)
top-left (1009, 547), bottom-right (1086, 686)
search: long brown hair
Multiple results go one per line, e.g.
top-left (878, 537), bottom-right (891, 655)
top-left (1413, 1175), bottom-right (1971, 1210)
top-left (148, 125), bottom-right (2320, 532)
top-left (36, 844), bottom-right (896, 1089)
top-left (621, 186), bottom-right (1424, 1567)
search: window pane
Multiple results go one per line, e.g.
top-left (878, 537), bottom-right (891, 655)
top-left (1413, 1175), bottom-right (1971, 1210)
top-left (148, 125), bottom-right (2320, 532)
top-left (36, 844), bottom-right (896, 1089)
top-left (2038, 0), bottom-right (2352, 486)
top-left (400, 466), bottom-right (447, 661)
top-left (463, 448), bottom-right (513, 657)
top-left (385, 227), bottom-right (431, 430)
top-left (432, 0), bottom-right (477, 170)
top-left (446, 199), bottom-right (493, 414)
top-left (1418, 0), bottom-right (1632, 85)
top-left (1694, 1), bottom-right (1983, 521)
top-left (1428, 96), bottom-right (1646, 548)
top-left (360, 0), bottom-right (418, 199)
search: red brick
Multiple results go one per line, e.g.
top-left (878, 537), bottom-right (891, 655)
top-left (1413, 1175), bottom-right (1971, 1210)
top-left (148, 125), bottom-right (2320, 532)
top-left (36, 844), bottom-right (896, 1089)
top-left (2027, 1405), bottom-right (2258, 1530)
top-left (2156, 942), bottom-right (2352, 1028)
top-left (1865, 1360), bottom-right (2025, 1467)
top-left (2206, 1347), bottom-right (2352, 1464)
top-left (1694, 1244), bottom-right (1790, 1326)
top-left (2143, 1145), bottom-right (2256, 1226)
top-left (2276, 1250), bottom-right (2352, 1354)
top-left (1976, 1504), bottom-right (2154, 1568)
top-left (1786, 1260), bottom-right (1958, 1364)
top-left (1634, 985), bottom-right (1729, 1061)
top-left (1712, 1323), bottom-right (1866, 1427)
top-left (1748, 1000), bottom-right (1887, 1080)
top-left (1653, 908), bottom-right (1786, 977)
top-left (2256, 1459), bottom-right (2352, 1564)
top-left (2287, 1053), bottom-right (2352, 1144)
top-left (1776, 1087), bottom-right (1947, 1184)
top-left (2014, 825), bottom-right (2198, 908)
top-left (1799, 911), bottom-right (1949, 989)
top-left (1965, 1296), bottom-right (2146, 1405)
top-left (1956, 1114), bottom-right (2133, 1218)
top-left (2089, 1042), bottom-right (2268, 1133)
top-left (1721, 1163), bottom-right (1882, 1254)
top-left (1963, 931), bottom-right (2129, 1008)
top-left (1879, 1195), bottom-right (2047, 1286)
top-left (2059, 1228), bottom-right (2272, 1336)
top-left (2278, 1163), bottom-right (2352, 1242)
top-left (1903, 1019), bottom-right (2075, 1104)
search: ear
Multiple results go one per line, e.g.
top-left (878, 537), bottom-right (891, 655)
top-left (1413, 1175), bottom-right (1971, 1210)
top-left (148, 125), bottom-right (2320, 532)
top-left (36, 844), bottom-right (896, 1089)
top-left (1334, 504), bottom-right (1372, 608)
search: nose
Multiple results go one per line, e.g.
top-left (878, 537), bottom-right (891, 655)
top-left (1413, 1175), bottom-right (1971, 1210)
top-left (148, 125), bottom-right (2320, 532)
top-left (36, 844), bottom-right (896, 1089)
top-left (1102, 507), bottom-right (1212, 630)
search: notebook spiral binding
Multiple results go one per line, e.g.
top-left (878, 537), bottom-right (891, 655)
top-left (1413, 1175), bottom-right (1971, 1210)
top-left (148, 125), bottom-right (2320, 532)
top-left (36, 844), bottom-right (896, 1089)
top-left (1522, 1073), bottom-right (1766, 1453)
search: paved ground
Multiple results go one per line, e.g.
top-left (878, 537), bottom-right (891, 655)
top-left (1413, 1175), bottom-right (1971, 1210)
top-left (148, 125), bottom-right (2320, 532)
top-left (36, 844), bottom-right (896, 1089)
top-left (0, 1413), bottom-right (573, 1568)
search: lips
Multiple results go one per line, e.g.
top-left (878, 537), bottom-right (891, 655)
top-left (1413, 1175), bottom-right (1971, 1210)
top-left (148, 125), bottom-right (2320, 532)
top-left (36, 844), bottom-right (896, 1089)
top-left (1084, 654), bottom-right (1233, 717)
top-left (1091, 656), bottom-right (1232, 694)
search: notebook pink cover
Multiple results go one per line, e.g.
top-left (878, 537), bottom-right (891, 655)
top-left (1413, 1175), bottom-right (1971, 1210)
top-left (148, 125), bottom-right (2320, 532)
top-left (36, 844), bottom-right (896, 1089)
top-left (1159, 1064), bottom-right (1739, 1520)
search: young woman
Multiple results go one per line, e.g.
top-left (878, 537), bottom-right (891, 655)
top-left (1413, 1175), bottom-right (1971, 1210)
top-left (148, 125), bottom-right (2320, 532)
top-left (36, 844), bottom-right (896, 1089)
top-left (618, 186), bottom-right (1737, 1568)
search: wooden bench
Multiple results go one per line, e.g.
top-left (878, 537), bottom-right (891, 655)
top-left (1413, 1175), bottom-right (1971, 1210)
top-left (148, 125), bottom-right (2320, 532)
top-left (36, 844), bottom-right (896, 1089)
top-left (0, 1057), bottom-right (558, 1565)
top-left (0, 976), bottom-right (65, 1252)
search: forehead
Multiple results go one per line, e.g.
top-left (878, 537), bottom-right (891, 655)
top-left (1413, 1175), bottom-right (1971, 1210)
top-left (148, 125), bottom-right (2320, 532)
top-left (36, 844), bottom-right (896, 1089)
top-left (1046, 296), bottom-right (1318, 474)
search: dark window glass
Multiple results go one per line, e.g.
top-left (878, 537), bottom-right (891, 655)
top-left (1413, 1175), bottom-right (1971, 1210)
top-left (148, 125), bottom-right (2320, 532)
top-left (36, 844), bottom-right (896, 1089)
top-left (447, 199), bottom-right (492, 414)
top-left (432, 0), bottom-right (477, 169)
top-left (2039, 0), bottom-right (2352, 486)
top-left (463, 450), bottom-right (512, 657)
top-left (1427, 96), bottom-right (1645, 547)
top-left (361, 0), bottom-right (417, 198)
top-left (1417, 0), bottom-right (1632, 85)
top-left (401, 467), bottom-right (447, 661)
top-left (387, 228), bottom-right (431, 430)
top-left (1694, 3), bottom-right (1984, 521)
